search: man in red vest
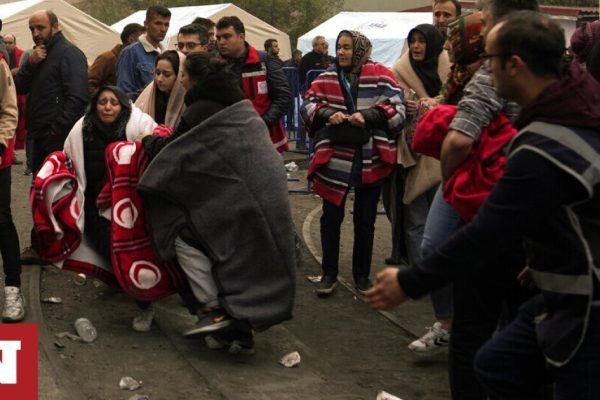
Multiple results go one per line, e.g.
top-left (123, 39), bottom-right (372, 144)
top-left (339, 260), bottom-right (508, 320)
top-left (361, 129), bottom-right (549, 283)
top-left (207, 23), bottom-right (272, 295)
top-left (0, 49), bottom-right (24, 322)
top-left (216, 16), bottom-right (291, 153)
top-left (3, 33), bottom-right (26, 169)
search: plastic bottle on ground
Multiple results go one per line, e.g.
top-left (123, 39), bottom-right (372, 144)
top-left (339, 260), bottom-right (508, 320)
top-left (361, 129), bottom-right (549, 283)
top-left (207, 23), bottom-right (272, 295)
top-left (74, 318), bottom-right (98, 343)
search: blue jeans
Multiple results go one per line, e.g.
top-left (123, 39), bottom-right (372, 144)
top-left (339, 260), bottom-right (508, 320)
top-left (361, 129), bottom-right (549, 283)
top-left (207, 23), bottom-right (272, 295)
top-left (421, 185), bottom-right (460, 320)
top-left (475, 296), bottom-right (600, 400)
top-left (320, 183), bottom-right (382, 281)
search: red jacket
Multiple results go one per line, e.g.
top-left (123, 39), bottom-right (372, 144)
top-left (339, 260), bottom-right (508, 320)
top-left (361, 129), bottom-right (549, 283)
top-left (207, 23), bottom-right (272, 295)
top-left (413, 105), bottom-right (517, 222)
top-left (240, 46), bottom-right (289, 152)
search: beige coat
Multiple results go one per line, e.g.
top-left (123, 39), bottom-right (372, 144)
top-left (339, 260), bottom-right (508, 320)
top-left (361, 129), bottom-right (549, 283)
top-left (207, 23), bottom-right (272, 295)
top-left (0, 58), bottom-right (17, 160)
top-left (391, 50), bottom-right (450, 204)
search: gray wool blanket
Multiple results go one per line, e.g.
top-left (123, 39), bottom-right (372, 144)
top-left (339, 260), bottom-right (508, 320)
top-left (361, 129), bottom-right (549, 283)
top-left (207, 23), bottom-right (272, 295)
top-left (138, 100), bottom-right (296, 330)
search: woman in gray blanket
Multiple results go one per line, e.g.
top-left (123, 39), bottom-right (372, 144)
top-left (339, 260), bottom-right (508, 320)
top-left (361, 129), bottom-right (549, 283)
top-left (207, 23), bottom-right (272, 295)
top-left (137, 53), bottom-right (296, 354)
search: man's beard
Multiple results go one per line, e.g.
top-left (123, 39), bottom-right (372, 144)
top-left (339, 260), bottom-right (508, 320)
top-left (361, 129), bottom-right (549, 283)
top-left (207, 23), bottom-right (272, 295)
top-left (34, 31), bottom-right (53, 47)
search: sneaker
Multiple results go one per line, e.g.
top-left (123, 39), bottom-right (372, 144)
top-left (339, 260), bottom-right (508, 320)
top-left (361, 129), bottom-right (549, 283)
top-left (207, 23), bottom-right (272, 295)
top-left (183, 309), bottom-right (232, 337)
top-left (20, 247), bottom-right (41, 265)
top-left (205, 328), bottom-right (255, 355)
top-left (408, 322), bottom-right (450, 352)
top-left (24, 168), bottom-right (32, 176)
top-left (3, 286), bottom-right (25, 322)
top-left (315, 275), bottom-right (338, 295)
top-left (132, 307), bottom-right (154, 332)
top-left (355, 277), bottom-right (373, 295)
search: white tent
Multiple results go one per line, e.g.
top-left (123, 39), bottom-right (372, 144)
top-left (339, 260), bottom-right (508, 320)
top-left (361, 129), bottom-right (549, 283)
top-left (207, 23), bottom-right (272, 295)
top-left (112, 3), bottom-right (291, 60)
top-left (297, 12), bottom-right (433, 67)
top-left (0, 0), bottom-right (120, 65)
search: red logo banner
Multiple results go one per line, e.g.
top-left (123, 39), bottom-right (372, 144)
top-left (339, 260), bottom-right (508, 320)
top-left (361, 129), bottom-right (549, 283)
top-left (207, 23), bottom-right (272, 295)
top-left (0, 324), bottom-right (38, 399)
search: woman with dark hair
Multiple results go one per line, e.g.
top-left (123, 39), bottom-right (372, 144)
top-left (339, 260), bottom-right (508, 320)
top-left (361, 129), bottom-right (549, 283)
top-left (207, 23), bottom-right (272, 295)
top-left (301, 30), bottom-right (406, 296)
top-left (385, 23), bottom-right (446, 268)
top-left (62, 86), bottom-right (157, 331)
top-left (139, 52), bottom-right (244, 158)
top-left (135, 50), bottom-right (186, 128)
top-left (138, 53), bottom-right (296, 354)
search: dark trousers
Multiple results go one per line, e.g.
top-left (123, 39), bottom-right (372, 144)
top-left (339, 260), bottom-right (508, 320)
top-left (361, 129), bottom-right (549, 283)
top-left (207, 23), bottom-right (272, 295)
top-left (449, 242), bottom-right (532, 400)
top-left (25, 129), bottom-right (34, 170)
top-left (475, 297), bottom-right (600, 400)
top-left (30, 131), bottom-right (66, 250)
top-left (0, 166), bottom-right (21, 287)
top-left (320, 183), bottom-right (382, 281)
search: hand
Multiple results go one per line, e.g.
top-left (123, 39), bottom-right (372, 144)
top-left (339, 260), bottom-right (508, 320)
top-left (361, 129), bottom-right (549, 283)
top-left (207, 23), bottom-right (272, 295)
top-left (405, 99), bottom-right (418, 115)
top-left (365, 268), bottom-right (409, 311)
top-left (29, 45), bottom-right (47, 65)
top-left (134, 133), bottom-right (150, 143)
top-left (347, 112), bottom-right (366, 128)
top-left (517, 266), bottom-right (536, 289)
top-left (328, 111), bottom-right (347, 125)
top-left (420, 97), bottom-right (438, 108)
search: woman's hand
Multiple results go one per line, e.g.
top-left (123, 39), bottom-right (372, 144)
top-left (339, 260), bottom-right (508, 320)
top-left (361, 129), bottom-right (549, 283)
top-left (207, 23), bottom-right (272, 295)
top-left (347, 112), bottom-right (366, 128)
top-left (405, 99), bottom-right (418, 115)
top-left (420, 97), bottom-right (438, 108)
top-left (365, 268), bottom-right (409, 311)
top-left (134, 133), bottom-right (151, 143)
top-left (328, 111), bottom-right (347, 125)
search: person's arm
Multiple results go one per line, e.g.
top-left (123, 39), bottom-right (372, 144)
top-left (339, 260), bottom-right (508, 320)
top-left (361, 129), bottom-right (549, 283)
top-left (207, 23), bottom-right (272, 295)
top-left (53, 49), bottom-right (89, 137)
top-left (13, 47), bottom-right (45, 95)
top-left (441, 66), bottom-right (506, 179)
top-left (262, 55), bottom-right (292, 128)
top-left (440, 130), bottom-right (475, 181)
top-left (367, 147), bottom-right (588, 309)
top-left (116, 47), bottom-right (139, 97)
top-left (0, 60), bottom-right (18, 163)
top-left (87, 53), bottom-right (110, 97)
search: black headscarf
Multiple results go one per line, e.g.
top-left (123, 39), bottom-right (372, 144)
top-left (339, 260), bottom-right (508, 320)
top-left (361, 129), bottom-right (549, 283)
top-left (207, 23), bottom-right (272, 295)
top-left (407, 24), bottom-right (445, 97)
top-left (82, 85), bottom-right (132, 143)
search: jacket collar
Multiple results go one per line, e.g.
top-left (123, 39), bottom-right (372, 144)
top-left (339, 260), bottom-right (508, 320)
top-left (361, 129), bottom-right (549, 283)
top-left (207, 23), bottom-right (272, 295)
top-left (139, 34), bottom-right (163, 53)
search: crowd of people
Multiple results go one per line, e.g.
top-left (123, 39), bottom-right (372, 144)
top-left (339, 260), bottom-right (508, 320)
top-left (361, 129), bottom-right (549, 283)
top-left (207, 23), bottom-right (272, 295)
top-left (0, 0), bottom-right (598, 398)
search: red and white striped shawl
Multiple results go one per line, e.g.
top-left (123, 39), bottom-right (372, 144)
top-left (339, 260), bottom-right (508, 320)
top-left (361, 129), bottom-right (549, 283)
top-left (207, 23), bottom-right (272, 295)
top-left (302, 61), bottom-right (405, 206)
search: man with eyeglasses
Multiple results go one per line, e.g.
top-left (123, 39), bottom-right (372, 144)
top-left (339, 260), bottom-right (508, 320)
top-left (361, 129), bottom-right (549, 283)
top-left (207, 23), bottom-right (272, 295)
top-left (370, 10), bottom-right (600, 399)
top-left (117, 5), bottom-right (171, 99)
top-left (175, 23), bottom-right (209, 56)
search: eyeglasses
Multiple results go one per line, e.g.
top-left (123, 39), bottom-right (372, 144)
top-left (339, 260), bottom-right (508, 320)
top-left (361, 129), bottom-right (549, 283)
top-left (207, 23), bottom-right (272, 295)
top-left (175, 42), bottom-right (205, 50)
top-left (479, 52), bottom-right (510, 67)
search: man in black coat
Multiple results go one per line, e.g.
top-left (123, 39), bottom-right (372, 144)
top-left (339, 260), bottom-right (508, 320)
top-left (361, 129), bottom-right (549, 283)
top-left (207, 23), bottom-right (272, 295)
top-left (14, 10), bottom-right (88, 264)
top-left (298, 35), bottom-right (330, 87)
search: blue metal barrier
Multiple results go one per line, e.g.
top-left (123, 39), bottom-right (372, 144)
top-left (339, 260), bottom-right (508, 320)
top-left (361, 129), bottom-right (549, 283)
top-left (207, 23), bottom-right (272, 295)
top-left (287, 69), bottom-right (326, 194)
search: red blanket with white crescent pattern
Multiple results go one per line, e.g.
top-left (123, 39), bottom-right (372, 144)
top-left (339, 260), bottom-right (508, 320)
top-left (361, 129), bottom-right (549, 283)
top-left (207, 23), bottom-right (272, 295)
top-left (96, 141), bottom-right (187, 301)
top-left (31, 144), bottom-right (187, 301)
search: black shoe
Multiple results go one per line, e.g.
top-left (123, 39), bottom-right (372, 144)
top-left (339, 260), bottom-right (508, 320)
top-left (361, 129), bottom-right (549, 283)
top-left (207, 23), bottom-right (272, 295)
top-left (355, 277), bottom-right (373, 295)
top-left (183, 309), bottom-right (232, 337)
top-left (205, 327), bottom-right (255, 355)
top-left (20, 246), bottom-right (41, 265)
top-left (316, 275), bottom-right (338, 295)
top-left (24, 168), bottom-right (32, 176)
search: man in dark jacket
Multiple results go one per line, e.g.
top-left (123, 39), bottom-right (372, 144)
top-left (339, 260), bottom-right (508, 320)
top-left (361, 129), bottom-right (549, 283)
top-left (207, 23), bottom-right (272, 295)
top-left (14, 10), bottom-right (88, 264)
top-left (216, 16), bottom-right (291, 153)
top-left (367, 11), bottom-right (600, 400)
top-left (298, 35), bottom-right (329, 87)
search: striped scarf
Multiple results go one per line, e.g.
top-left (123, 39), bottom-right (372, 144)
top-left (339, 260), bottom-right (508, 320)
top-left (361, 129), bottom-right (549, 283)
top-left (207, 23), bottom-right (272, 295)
top-left (302, 61), bottom-right (405, 206)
